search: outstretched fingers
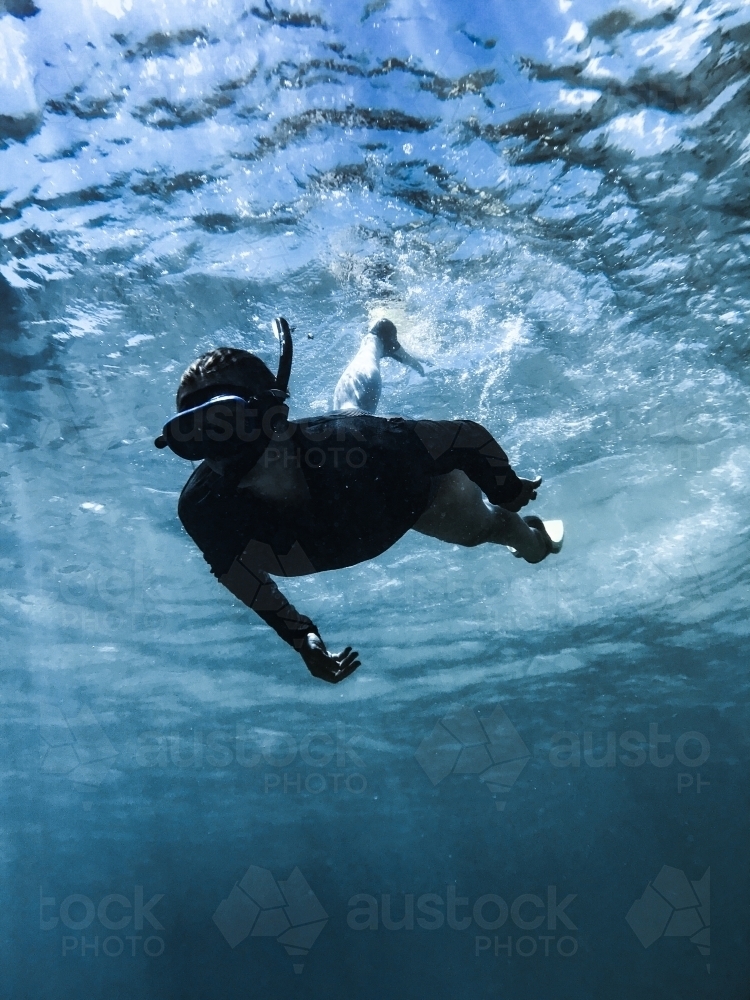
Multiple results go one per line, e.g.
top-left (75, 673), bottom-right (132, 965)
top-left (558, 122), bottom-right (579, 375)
top-left (329, 646), bottom-right (361, 682)
top-left (301, 633), bottom-right (361, 683)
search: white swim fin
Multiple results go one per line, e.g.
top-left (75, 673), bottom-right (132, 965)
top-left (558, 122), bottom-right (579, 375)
top-left (506, 517), bottom-right (564, 558)
top-left (542, 519), bottom-right (564, 553)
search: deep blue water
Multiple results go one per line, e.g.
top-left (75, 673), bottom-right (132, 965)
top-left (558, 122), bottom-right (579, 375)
top-left (1, 1), bottom-right (749, 997)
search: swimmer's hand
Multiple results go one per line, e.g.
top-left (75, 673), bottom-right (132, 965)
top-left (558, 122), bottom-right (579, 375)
top-left (301, 633), bottom-right (361, 683)
top-left (391, 345), bottom-right (427, 376)
top-left (501, 477), bottom-right (542, 513)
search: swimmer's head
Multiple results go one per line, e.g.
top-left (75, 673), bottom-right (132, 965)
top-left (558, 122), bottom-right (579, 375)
top-left (176, 347), bottom-right (276, 411)
top-left (157, 321), bottom-right (293, 463)
top-left (369, 318), bottom-right (402, 357)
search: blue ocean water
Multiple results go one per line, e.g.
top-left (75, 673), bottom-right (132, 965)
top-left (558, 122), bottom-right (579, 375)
top-left (1, 0), bottom-right (749, 996)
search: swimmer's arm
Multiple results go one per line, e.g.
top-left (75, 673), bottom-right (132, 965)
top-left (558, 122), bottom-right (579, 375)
top-left (219, 556), bottom-right (318, 650)
top-left (218, 558), bottom-right (361, 683)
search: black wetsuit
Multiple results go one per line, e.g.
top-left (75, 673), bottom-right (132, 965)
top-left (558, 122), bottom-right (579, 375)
top-left (178, 413), bottom-right (523, 650)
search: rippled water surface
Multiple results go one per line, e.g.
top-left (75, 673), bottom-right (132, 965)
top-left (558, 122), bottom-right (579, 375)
top-left (1, 1), bottom-right (749, 997)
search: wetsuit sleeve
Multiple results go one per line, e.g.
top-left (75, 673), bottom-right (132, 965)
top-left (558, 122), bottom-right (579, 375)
top-left (412, 419), bottom-right (524, 505)
top-left (219, 556), bottom-right (320, 651)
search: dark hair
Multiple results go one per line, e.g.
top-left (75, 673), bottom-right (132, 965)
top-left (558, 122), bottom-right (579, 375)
top-left (176, 348), bottom-right (276, 411)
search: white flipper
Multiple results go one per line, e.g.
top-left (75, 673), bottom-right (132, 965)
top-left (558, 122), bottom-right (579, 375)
top-left (506, 518), bottom-right (564, 558)
top-left (543, 519), bottom-right (564, 553)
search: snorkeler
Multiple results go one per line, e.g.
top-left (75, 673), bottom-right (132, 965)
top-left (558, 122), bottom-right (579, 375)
top-left (156, 318), bottom-right (563, 683)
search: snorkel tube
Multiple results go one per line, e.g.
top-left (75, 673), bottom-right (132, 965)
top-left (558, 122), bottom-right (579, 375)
top-left (154, 317), bottom-right (294, 467)
top-left (273, 316), bottom-right (293, 398)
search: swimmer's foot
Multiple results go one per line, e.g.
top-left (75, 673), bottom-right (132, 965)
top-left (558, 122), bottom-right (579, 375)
top-left (508, 517), bottom-right (564, 562)
top-left (370, 318), bottom-right (425, 376)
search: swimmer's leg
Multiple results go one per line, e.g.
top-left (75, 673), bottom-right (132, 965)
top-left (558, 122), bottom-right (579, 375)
top-left (333, 318), bottom-right (424, 413)
top-left (412, 470), bottom-right (549, 563)
top-left (332, 330), bottom-right (383, 413)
